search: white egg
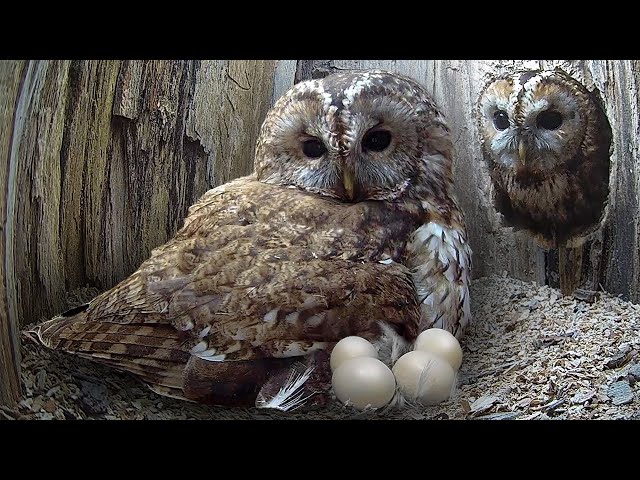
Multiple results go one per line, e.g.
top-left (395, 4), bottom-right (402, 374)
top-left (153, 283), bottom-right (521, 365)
top-left (392, 350), bottom-right (456, 405)
top-left (414, 328), bottom-right (463, 371)
top-left (329, 336), bottom-right (378, 371)
top-left (331, 357), bottom-right (396, 410)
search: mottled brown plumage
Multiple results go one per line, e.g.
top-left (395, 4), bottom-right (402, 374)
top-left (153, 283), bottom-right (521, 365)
top-left (478, 68), bottom-right (612, 248)
top-left (34, 70), bottom-right (472, 408)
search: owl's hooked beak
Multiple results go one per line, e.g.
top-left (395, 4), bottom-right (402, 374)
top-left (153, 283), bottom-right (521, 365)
top-left (518, 140), bottom-right (527, 166)
top-left (338, 138), bottom-right (357, 201)
top-left (342, 168), bottom-right (356, 201)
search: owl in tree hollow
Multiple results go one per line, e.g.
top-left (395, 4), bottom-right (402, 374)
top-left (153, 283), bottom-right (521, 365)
top-left (33, 70), bottom-right (472, 409)
top-left (477, 68), bottom-right (612, 248)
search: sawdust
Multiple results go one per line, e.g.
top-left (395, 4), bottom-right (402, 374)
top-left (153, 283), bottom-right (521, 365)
top-left (5, 275), bottom-right (639, 420)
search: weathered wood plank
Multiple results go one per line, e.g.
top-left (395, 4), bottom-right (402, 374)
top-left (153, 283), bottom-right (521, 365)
top-left (187, 60), bottom-right (276, 187)
top-left (0, 60), bottom-right (27, 406)
top-left (10, 60), bottom-right (71, 327)
top-left (272, 60), bottom-right (297, 103)
top-left (60, 61), bottom-right (121, 289)
top-left (4, 60), bottom-right (277, 327)
top-left (102, 60), bottom-right (200, 288)
top-left (587, 60), bottom-right (640, 302)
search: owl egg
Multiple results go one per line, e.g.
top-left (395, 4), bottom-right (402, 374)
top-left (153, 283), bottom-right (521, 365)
top-left (392, 350), bottom-right (456, 405)
top-left (330, 336), bottom-right (378, 371)
top-left (414, 328), bottom-right (463, 371)
top-left (331, 357), bottom-right (396, 410)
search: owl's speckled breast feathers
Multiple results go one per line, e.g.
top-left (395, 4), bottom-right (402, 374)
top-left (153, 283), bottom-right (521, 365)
top-left (34, 70), bottom-right (472, 408)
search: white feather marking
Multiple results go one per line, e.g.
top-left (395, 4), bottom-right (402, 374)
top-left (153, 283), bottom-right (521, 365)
top-left (407, 221), bottom-right (472, 336)
top-left (271, 341), bottom-right (329, 358)
top-left (281, 343), bottom-right (306, 357)
top-left (195, 353), bottom-right (226, 362)
top-left (415, 223), bottom-right (442, 243)
top-left (374, 322), bottom-right (411, 366)
top-left (416, 357), bottom-right (436, 399)
top-left (256, 365), bottom-right (315, 412)
top-left (224, 205), bottom-right (240, 215)
top-left (342, 73), bottom-right (373, 108)
top-left (193, 346), bottom-right (225, 361)
top-left (190, 341), bottom-right (208, 354)
top-left (443, 265), bottom-right (457, 283)
top-left (320, 91), bottom-right (332, 111)
top-left (378, 258), bottom-right (394, 265)
top-left (432, 317), bottom-right (445, 329)
top-left (198, 325), bottom-right (211, 338)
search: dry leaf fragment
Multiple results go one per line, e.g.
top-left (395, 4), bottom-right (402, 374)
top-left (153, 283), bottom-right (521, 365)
top-left (43, 399), bottom-right (57, 413)
top-left (607, 381), bottom-right (634, 406)
top-left (477, 411), bottom-right (521, 420)
top-left (470, 395), bottom-right (499, 415)
top-left (570, 389), bottom-right (596, 404)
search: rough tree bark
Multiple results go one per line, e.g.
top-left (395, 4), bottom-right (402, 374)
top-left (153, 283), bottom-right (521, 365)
top-left (0, 61), bottom-right (27, 407)
top-left (0, 60), bottom-right (275, 406)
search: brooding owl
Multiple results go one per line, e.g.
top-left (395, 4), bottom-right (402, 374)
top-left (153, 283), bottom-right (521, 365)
top-left (33, 70), bottom-right (472, 409)
top-left (477, 68), bottom-right (612, 248)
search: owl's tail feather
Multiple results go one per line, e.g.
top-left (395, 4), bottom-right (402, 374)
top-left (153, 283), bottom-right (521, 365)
top-left (31, 312), bottom-right (190, 399)
top-left (30, 313), bottom-right (287, 406)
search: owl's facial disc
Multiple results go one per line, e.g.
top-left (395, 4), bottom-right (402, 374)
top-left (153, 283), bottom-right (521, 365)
top-left (481, 74), bottom-right (585, 174)
top-left (255, 70), bottom-right (443, 203)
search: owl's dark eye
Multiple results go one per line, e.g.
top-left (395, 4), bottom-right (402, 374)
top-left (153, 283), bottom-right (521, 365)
top-left (537, 110), bottom-right (563, 130)
top-left (302, 138), bottom-right (326, 158)
top-left (493, 110), bottom-right (510, 130)
top-left (362, 129), bottom-right (392, 152)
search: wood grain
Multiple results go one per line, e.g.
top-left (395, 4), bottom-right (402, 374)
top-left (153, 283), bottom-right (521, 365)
top-left (0, 60), bottom-right (276, 405)
top-left (0, 60), bottom-right (27, 405)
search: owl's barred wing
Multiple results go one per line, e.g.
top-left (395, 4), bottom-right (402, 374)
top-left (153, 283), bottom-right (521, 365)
top-left (405, 219), bottom-right (472, 340)
top-left (35, 312), bottom-right (190, 398)
top-left (84, 246), bottom-right (423, 356)
top-left (34, 202), bottom-right (422, 401)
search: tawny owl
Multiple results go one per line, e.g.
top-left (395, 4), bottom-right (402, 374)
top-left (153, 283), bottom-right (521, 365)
top-left (33, 70), bottom-right (472, 409)
top-left (477, 68), bottom-right (612, 249)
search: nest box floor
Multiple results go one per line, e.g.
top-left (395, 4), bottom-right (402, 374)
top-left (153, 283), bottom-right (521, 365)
top-left (4, 275), bottom-right (640, 420)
